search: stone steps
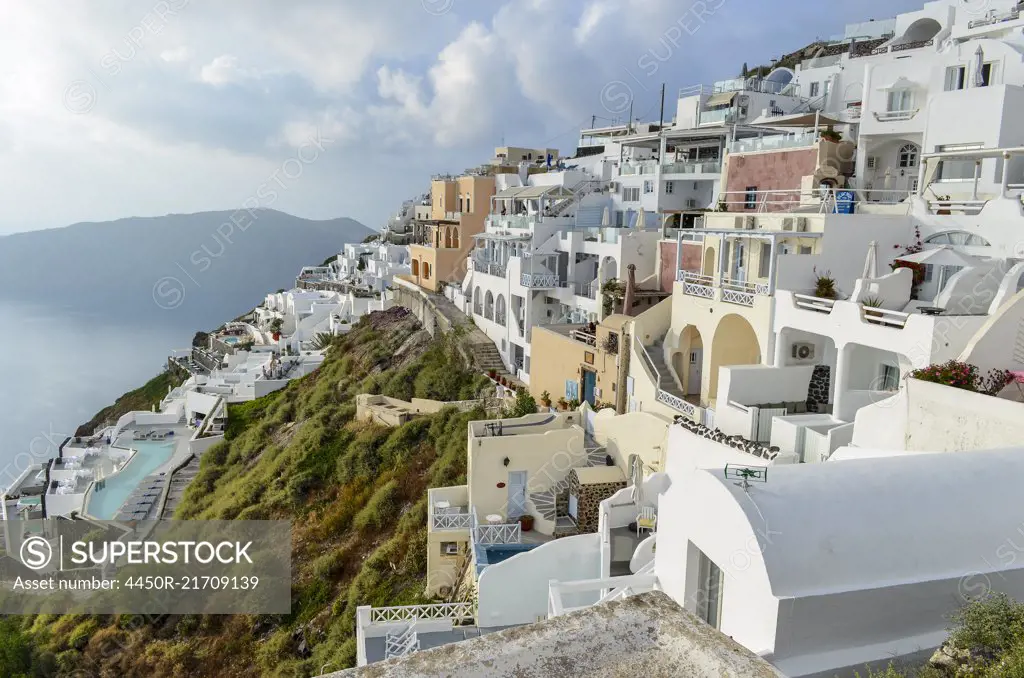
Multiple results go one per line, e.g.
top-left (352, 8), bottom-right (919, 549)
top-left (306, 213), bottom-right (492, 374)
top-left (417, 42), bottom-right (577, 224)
top-left (648, 341), bottom-right (685, 398)
top-left (529, 489), bottom-right (557, 521)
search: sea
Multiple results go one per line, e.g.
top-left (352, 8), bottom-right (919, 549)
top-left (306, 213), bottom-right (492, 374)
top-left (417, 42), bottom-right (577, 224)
top-left (0, 300), bottom-right (193, 491)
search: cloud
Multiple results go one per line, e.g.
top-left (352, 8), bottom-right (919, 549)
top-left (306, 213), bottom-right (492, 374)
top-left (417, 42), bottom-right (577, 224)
top-left (200, 55), bottom-right (257, 86)
top-left (160, 46), bottom-right (190, 63)
top-left (0, 0), bottom-right (933, 234)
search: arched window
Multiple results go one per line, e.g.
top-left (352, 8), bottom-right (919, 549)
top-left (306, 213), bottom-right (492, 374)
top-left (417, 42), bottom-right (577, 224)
top-left (496, 295), bottom-right (507, 326)
top-left (484, 291), bottom-right (494, 321)
top-left (452, 228), bottom-right (460, 249)
top-left (925, 231), bottom-right (991, 246)
top-left (898, 143), bottom-right (918, 168)
top-left (423, 262), bottom-right (431, 279)
top-left (411, 260), bottom-right (419, 276)
top-left (444, 228), bottom-right (453, 248)
top-left (473, 287), bottom-right (483, 315)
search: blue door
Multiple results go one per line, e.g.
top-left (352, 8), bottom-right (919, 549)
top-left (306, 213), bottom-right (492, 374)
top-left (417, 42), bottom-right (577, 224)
top-left (583, 370), bottom-right (597, 405)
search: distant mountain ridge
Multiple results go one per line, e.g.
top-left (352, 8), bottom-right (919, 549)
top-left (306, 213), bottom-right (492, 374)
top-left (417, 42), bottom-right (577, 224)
top-left (0, 209), bottom-right (373, 328)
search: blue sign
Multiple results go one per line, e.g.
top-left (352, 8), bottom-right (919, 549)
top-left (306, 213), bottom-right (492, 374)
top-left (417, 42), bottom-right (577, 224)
top-left (835, 190), bottom-right (855, 214)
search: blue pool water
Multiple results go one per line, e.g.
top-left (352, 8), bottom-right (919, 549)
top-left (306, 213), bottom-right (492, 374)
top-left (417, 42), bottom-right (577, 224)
top-left (86, 440), bottom-right (175, 519)
top-left (474, 543), bottom-right (541, 576)
top-left (223, 336), bottom-right (239, 345)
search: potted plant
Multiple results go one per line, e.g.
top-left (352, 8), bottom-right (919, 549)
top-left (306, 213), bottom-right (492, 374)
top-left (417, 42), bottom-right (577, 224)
top-left (557, 397), bottom-right (568, 411)
top-left (819, 128), bottom-right (842, 143)
top-left (487, 369), bottom-right (497, 380)
top-left (813, 270), bottom-right (838, 300)
top-left (518, 514), bottom-right (535, 532)
top-left (861, 297), bottom-right (885, 324)
top-left (568, 398), bottom-right (581, 411)
top-left (539, 390), bottom-right (552, 408)
top-left (269, 318), bottom-right (284, 341)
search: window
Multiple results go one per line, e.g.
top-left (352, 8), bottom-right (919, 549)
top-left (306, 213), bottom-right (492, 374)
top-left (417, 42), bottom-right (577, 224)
top-left (643, 180), bottom-right (654, 194)
top-left (809, 82), bottom-right (820, 97)
top-left (466, 197), bottom-right (471, 213)
top-left (584, 351), bottom-right (595, 365)
top-left (879, 364), bottom-right (900, 391)
top-left (922, 264), bottom-right (933, 283)
top-left (744, 186), bottom-right (758, 209)
top-left (440, 542), bottom-right (460, 556)
top-left (565, 380), bottom-right (579, 400)
top-left (665, 181), bottom-right (675, 194)
top-left (615, 211), bottom-right (625, 227)
top-left (623, 187), bottom-right (641, 202)
top-left (978, 62), bottom-right (993, 87)
top-left (944, 65), bottom-right (966, 91)
top-left (799, 245), bottom-right (812, 255)
top-left (758, 242), bottom-right (771, 277)
top-left (887, 89), bottom-right (914, 112)
top-left (898, 143), bottom-right (918, 169)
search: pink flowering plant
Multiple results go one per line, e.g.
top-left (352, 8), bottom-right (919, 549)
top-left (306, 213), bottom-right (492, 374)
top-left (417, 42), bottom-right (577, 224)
top-left (909, 360), bottom-right (1013, 396)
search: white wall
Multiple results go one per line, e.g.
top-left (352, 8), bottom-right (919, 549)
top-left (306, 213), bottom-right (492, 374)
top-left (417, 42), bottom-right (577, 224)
top-left (719, 365), bottom-right (815, 405)
top-left (476, 533), bottom-right (602, 626)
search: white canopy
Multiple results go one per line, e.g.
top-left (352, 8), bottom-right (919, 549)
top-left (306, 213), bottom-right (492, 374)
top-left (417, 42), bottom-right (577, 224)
top-left (896, 246), bottom-right (979, 268)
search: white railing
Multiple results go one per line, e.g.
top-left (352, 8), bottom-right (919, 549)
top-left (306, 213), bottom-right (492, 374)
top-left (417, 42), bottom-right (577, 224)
top-left (720, 278), bottom-right (769, 307)
top-left (698, 108), bottom-right (736, 125)
top-left (681, 272), bottom-right (715, 299)
top-left (564, 280), bottom-right (598, 299)
top-left (548, 573), bottom-right (659, 618)
top-left (874, 109), bottom-right (919, 122)
top-left (489, 214), bottom-right (538, 230)
top-left (474, 522), bottom-right (522, 545)
top-left (927, 199), bottom-right (987, 215)
top-left (661, 160), bottom-right (721, 175)
top-left (730, 131), bottom-right (818, 154)
top-left (550, 180), bottom-right (604, 217)
top-left (721, 288), bottom-right (755, 307)
top-left (793, 293), bottom-right (837, 314)
top-left (620, 160), bottom-right (658, 176)
top-left (432, 511), bottom-right (473, 530)
top-left (385, 626), bottom-right (420, 660)
top-left (369, 602), bottom-right (476, 624)
top-left (635, 336), bottom-right (696, 418)
top-left (969, 8), bottom-right (1020, 28)
top-left (521, 273), bottom-right (560, 288)
top-left (861, 305), bottom-right (910, 329)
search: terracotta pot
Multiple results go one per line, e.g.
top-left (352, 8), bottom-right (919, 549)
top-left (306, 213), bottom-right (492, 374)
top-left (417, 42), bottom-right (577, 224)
top-left (518, 515), bottom-right (535, 532)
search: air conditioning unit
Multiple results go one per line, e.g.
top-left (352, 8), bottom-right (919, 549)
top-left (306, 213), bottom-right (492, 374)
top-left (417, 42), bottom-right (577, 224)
top-left (744, 215), bottom-right (757, 230)
top-left (792, 342), bottom-right (815, 361)
top-left (795, 217), bottom-right (808, 232)
top-left (609, 181), bottom-right (620, 193)
top-left (685, 198), bottom-right (698, 209)
top-left (781, 217), bottom-right (794, 231)
top-left (444, 543), bottom-right (460, 556)
top-left (733, 216), bottom-right (744, 229)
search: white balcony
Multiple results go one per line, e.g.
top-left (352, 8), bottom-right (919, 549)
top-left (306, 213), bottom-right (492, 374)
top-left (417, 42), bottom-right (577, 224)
top-left (521, 272), bottom-right (560, 289)
top-left (679, 271), bottom-right (715, 300)
top-left (873, 109), bottom-right (919, 122)
top-left (698, 108), bottom-right (736, 126)
top-left (619, 160), bottom-right (658, 176)
top-left (660, 160), bottom-right (721, 175)
top-left (730, 131), bottom-right (818, 154)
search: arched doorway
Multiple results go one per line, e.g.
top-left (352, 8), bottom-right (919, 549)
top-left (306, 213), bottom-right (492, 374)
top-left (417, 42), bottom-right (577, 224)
top-left (411, 259), bottom-right (420, 277)
top-left (473, 287), bottom-right (483, 315)
top-left (452, 228), bottom-right (460, 249)
top-left (444, 228), bottom-right (453, 248)
top-left (674, 325), bottom-right (704, 396)
top-left (484, 291), bottom-right (494, 320)
top-left (702, 247), bottom-right (716, 277)
top-left (495, 295), bottom-right (506, 325)
top-left (709, 314), bottom-right (761, 402)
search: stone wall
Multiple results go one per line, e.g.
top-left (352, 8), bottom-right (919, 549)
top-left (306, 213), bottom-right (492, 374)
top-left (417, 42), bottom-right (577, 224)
top-left (568, 470), bottom-right (627, 534)
top-left (806, 364), bottom-right (831, 410)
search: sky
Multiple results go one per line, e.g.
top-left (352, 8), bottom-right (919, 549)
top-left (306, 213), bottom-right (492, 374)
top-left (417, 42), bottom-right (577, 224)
top-left (0, 0), bottom-right (928, 235)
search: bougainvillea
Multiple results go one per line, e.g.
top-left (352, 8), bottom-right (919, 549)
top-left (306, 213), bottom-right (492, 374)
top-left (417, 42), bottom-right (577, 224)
top-left (909, 360), bottom-right (1013, 396)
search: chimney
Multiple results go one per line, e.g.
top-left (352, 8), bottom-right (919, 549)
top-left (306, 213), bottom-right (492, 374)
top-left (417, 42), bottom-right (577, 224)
top-left (622, 264), bottom-right (637, 317)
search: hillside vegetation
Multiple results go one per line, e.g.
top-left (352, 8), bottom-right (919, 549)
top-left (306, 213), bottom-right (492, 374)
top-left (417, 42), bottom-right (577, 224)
top-left (7, 307), bottom-right (493, 677)
top-left (74, 371), bottom-right (186, 438)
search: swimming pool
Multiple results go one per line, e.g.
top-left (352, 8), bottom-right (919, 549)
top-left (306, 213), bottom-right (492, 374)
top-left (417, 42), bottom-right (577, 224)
top-left (86, 441), bottom-right (175, 520)
top-left (222, 336), bottom-right (240, 345)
